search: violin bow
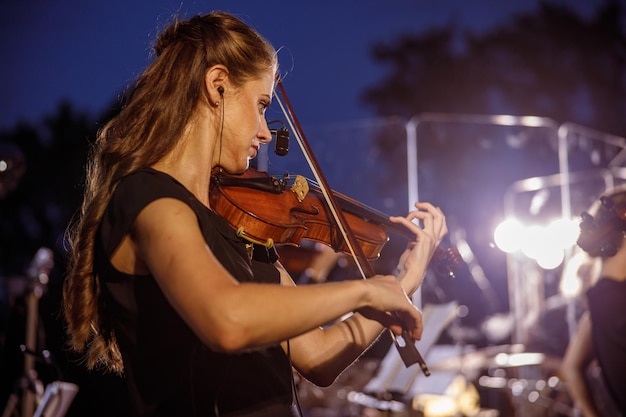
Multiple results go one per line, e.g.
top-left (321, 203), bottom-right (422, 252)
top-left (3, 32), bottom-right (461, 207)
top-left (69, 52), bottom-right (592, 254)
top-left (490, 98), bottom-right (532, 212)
top-left (275, 79), bottom-right (430, 375)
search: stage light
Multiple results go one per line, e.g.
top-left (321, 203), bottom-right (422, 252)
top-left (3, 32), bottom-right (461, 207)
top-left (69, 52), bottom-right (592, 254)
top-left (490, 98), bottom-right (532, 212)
top-left (536, 249), bottom-right (564, 270)
top-left (494, 216), bottom-right (580, 269)
top-left (520, 225), bottom-right (547, 260)
top-left (547, 218), bottom-right (579, 249)
top-left (493, 218), bottom-right (524, 253)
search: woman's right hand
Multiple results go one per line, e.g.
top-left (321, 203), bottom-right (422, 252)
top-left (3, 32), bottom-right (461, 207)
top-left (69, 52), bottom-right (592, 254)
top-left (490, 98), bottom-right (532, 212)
top-left (356, 274), bottom-right (423, 341)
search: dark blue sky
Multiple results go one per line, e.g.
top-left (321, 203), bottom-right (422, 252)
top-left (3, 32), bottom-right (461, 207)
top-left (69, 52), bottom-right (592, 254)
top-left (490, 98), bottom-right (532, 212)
top-left (0, 0), bottom-right (598, 131)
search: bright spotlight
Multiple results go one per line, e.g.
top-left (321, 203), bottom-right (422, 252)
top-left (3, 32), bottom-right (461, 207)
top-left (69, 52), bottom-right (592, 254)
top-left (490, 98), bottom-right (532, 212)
top-left (521, 225), bottom-right (548, 260)
top-left (494, 218), bottom-right (524, 253)
top-left (536, 248), bottom-right (564, 270)
top-left (494, 217), bottom-right (581, 270)
top-left (547, 218), bottom-right (580, 249)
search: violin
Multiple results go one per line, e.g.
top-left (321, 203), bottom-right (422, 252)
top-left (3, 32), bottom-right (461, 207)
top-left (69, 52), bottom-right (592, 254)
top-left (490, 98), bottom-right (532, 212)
top-left (209, 168), bottom-right (460, 278)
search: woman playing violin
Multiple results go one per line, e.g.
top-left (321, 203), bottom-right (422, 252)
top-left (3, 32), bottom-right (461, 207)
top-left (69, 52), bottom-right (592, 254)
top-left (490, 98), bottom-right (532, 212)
top-left (62, 11), bottom-right (447, 417)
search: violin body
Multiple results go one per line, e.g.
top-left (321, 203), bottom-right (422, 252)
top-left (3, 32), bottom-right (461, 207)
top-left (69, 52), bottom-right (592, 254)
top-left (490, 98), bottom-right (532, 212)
top-left (210, 168), bottom-right (391, 260)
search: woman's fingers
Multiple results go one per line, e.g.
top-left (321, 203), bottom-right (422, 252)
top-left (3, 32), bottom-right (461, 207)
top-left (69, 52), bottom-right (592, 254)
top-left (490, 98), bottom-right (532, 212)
top-left (358, 306), bottom-right (423, 339)
top-left (359, 275), bottom-right (424, 338)
top-left (389, 201), bottom-right (447, 244)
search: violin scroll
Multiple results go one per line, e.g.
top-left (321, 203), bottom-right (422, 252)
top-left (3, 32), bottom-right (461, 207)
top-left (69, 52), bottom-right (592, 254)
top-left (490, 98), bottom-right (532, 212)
top-left (433, 246), bottom-right (463, 279)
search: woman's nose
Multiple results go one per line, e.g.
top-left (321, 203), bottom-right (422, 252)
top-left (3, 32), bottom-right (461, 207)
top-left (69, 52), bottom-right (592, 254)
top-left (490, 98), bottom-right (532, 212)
top-left (258, 118), bottom-right (272, 144)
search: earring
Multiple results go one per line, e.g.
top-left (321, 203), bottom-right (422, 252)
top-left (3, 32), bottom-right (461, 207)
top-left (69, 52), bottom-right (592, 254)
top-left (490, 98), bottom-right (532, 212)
top-left (214, 101), bottom-right (220, 106)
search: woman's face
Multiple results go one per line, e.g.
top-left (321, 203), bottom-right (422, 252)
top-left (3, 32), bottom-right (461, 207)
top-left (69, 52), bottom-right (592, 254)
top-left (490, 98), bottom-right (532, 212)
top-left (219, 70), bottom-right (275, 173)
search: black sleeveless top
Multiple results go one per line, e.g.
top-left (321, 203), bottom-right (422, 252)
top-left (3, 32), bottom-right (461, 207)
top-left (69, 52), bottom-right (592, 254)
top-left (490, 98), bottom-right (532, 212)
top-left (587, 278), bottom-right (626, 416)
top-left (95, 168), bottom-right (295, 417)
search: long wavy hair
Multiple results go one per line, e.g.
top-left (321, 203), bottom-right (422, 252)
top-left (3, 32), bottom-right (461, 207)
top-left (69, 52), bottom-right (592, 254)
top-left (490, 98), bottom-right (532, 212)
top-left (63, 11), bottom-right (277, 373)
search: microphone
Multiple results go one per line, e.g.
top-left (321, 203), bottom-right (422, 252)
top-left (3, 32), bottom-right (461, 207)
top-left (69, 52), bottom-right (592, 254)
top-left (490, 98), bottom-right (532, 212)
top-left (268, 120), bottom-right (289, 156)
top-left (26, 247), bottom-right (54, 284)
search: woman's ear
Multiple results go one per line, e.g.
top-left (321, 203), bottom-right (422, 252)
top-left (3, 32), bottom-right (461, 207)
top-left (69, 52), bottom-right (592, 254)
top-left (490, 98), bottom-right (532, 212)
top-left (204, 65), bottom-right (228, 106)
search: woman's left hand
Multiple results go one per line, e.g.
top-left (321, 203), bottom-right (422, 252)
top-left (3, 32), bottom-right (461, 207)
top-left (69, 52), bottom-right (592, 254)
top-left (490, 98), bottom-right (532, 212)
top-left (389, 202), bottom-right (447, 295)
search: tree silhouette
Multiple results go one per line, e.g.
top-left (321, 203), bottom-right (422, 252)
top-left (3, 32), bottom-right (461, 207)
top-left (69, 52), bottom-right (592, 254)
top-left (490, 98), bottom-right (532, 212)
top-left (362, 1), bottom-right (625, 132)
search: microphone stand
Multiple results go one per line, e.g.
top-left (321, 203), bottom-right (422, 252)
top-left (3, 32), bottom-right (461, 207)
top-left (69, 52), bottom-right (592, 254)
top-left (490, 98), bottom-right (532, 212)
top-left (1, 247), bottom-right (54, 417)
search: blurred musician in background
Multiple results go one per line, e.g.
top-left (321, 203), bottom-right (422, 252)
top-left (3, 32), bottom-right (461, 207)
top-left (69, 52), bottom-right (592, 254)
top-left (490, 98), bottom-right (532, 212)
top-left (561, 187), bottom-right (626, 417)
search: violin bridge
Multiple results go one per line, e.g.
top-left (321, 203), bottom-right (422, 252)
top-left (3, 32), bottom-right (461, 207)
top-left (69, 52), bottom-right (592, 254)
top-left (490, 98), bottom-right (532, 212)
top-left (291, 175), bottom-right (309, 202)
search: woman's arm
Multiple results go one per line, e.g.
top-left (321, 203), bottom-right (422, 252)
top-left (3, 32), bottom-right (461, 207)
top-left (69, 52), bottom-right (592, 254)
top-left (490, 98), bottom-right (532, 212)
top-left (132, 198), bottom-right (421, 352)
top-left (276, 264), bottom-right (397, 386)
top-left (286, 202), bottom-right (447, 386)
top-left (560, 312), bottom-right (601, 417)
